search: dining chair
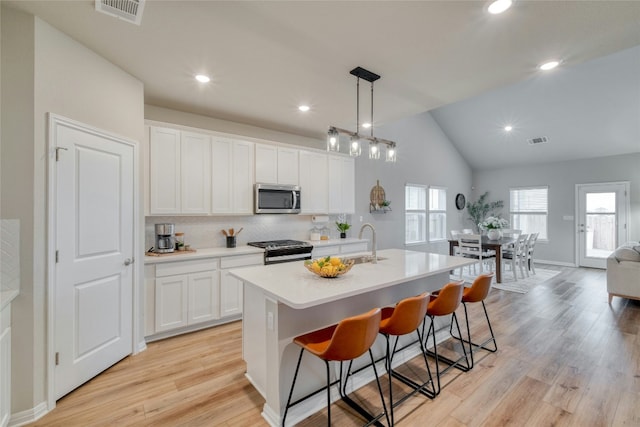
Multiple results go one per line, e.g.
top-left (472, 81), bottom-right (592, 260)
top-left (526, 232), bottom-right (539, 275)
top-left (457, 234), bottom-right (495, 277)
top-left (502, 233), bottom-right (528, 280)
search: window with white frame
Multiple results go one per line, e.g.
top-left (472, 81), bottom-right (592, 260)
top-left (429, 187), bottom-right (447, 241)
top-left (405, 184), bottom-right (427, 244)
top-left (510, 187), bottom-right (548, 240)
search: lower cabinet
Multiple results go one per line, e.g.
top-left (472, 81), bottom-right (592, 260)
top-left (155, 259), bottom-right (219, 333)
top-left (146, 253), bottom-right (263, 339)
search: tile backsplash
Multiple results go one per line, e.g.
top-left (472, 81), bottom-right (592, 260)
top-left (145, 214), bottom-right (351, 250)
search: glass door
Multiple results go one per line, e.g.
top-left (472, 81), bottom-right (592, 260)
top-left (577, 182), bottom-right (629, 268)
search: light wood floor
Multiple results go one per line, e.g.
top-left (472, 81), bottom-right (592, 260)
top-left (30, 266), bottom-right (640, 426)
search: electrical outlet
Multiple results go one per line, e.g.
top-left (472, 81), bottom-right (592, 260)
top-left (267, 312), bottom-right (274, 330)
top-left (359, 216), bottom-right (363, 222)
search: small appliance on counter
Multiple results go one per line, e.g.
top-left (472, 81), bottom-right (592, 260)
top-left (154, 223), bottom-right (175, 253)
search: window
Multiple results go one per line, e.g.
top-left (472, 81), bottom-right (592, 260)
top-left (510, 187), bottom-right (548, 240)
top-left (429, 187), bottom-right (447, 241)
top-left (405, 184), bottom-right (427, 244)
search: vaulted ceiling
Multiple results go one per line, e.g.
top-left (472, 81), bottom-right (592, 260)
top-left (5, 1), bottom-right (640, 169)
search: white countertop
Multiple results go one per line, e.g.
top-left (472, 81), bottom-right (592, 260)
top-left (229, 248), bottom-right (475, 309)
top-left (144, 245), bottom-right (265, 264)
top-left (1, 289), bottom-right (19, 310)
top-left (304, 238), bottom-right (368, 247)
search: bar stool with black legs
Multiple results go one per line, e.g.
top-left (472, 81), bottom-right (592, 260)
top-left (423, 281), bottom-right (469, 396)
top-left (378, 292), bottom-right (434, 425)
top-left (282, 308), bottom-right (390, 427)
top-left (449, 273), bottom-right (497, 369)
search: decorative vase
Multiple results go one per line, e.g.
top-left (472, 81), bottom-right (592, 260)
top-left (487, 229), bottom-right (502, 240)
top-left (340, 232), bottom-right (346, 239)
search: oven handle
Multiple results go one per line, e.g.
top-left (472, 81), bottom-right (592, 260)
top-left (292, 190), bottom-right (298, 209)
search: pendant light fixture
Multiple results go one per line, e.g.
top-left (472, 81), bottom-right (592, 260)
top-left (327, 66), bottom-right (397, 162)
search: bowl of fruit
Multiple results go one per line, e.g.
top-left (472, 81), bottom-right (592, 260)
top-left (304, 256), bottom-right (355, 278)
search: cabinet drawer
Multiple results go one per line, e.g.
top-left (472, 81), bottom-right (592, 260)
top-left (220, 254), bottom-right (264, 269)
top-left (156, 258), bottom-right (218, 277)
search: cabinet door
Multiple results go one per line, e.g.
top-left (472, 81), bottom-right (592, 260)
top-left (341, 157), bottom-right (356, 214)
top-left (181, 131), bottom-right (211, 214)
top-left (255, 144), bottom-right (278, 184)
top-left (299, 150), bottom-right (328, 214)
top-left (211, 137), bottom-right (233, 214)
top-left (328, 155), bottom-right (355, 214)
top-left (149, 127), bottom-right (181, 214)
top-left (232, 140), bottom-right (255, 214)
top-left (220, 269), bottom-right (243, 317)
top-left (155, 275), bottom-right (188, 332)
top-left (277, 147), bottom-right (299, 185)
top-left (188, 270), bottom-right (219, 325)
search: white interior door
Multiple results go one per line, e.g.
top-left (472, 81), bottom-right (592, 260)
top-left (53, 119), bottom-right (134, 399)
top-left (577, 182), bottom-right (629, 269)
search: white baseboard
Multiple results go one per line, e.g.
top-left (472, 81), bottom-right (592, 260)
top-left (535, 259), bottom-right (577, 268)
top-left (8, 401), bottom-right (48, 427)
top-left (136, 340), bottom-right (147, 354)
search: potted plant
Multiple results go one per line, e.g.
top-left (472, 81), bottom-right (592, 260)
top-left (335, 221), bottom-right (351, 239)
top-left (479, 216), bottom-right (509, 240)
top-left (466, 192), bottom-right (504, 232)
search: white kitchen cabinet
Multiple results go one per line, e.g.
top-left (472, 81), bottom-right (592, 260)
top-left (153, 259), bottom-right (219, 333)
top-left (255, 144), bottom-right (278, 184)
top-left (211, 138), bottom-right (255, 214)
top-left (1, 304), bottom-right (11, 427)
top-left (180, 131), bottom-right (211, 214)
top-left (277, 147), bottom-right (299, 185)
top-left (299, 150), bottom-right (328, 214)
top-left (328, 155), bottom-right (355, 214)
top-left (219, 253), bottom-right (263, 317)
top-left (255, 144), bottom-right (299, 186)
top-left (149, 126), bottom-right (181, 214)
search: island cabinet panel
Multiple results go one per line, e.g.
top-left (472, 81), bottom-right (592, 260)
top-left (299, 150), bottom-right (328, 214)
top-left (0, 305), bottom-right (11, 427)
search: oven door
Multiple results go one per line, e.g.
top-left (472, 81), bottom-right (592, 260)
top-left (255, 184), bottom-right (301, 214)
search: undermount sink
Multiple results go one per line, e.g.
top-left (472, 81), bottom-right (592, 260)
top-left (344, 255), bottom-right (387, 265)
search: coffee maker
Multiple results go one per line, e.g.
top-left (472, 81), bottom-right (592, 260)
top-left (155, 223), bottom-right (175, 253)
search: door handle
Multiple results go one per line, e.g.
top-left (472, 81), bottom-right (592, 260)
top-left (124, 258), bottom-right (134, 266)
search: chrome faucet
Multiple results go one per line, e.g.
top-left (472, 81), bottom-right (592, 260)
top-left (358, 223), bottom-right (377, 264)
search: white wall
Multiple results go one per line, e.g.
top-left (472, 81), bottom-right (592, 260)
top-left (473, 153), bottom-right (640, 265)
top-left (354, 111), bottom-right (473, 254)
top-left (1, 6), bottom-right (144, 416)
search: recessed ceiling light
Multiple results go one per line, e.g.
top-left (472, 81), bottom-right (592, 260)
top-left (504, 125), bottom-right (513, 131)
top-left (195, 74), bottom-right (210, 83)
top-left (362, 123), bottom-right (372, 129)
top-left (539, 61), bottom-right (560, 71)
top-left (488, 0), bottom-right (513, 14)
top-left (298, 105), bottom-right (310, 112)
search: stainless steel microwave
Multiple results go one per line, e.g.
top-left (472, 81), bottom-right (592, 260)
top-left (254, 183), bottom-right (301, 214)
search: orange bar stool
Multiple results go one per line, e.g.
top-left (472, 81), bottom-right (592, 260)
top-left (449, 273), bottom-right (497, 369)
top-left (378, 293), bottom-right (434, 425)
top-left (424, 281), bottom-right (469, 395)
top-left (282, 308), bottom-right (390, 427)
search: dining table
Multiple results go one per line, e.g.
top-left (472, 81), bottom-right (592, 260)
top-left (448, 236), bottom-right (516, 283)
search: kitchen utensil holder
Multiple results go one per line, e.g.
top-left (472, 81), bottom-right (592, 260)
top-left (226, 236), bottom-right (236, 248)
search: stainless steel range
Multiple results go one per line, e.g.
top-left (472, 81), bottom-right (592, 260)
top-left (247, 239), bottom-right (313, 265)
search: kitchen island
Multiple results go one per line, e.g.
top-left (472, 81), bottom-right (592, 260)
top-left (230, 248), bottom-right (475, 426)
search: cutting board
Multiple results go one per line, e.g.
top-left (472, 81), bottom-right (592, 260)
top-left (145, 249), bottom-right (197, 257)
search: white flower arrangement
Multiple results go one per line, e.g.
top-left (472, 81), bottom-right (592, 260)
top-left (479, 216), bottom-right (509, 230)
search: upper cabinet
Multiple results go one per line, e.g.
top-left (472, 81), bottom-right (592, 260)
top-left (211, 138), bottom-right (254, 215)
top-left (299, 150), bottom-right (328, 214)
top-left (147, 123), bottom-right (355, 217)
top-left (255, 144), bottom-right (299, 186)
top-left (149, 127), bottom-right (181, 214)
top-left (328, 155), bottom-right (355, 214)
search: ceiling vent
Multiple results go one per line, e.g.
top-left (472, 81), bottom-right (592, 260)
top-left (95, 0), bottom-right (145, 25)
top-left (527, 136), bottom-right (549, 145)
